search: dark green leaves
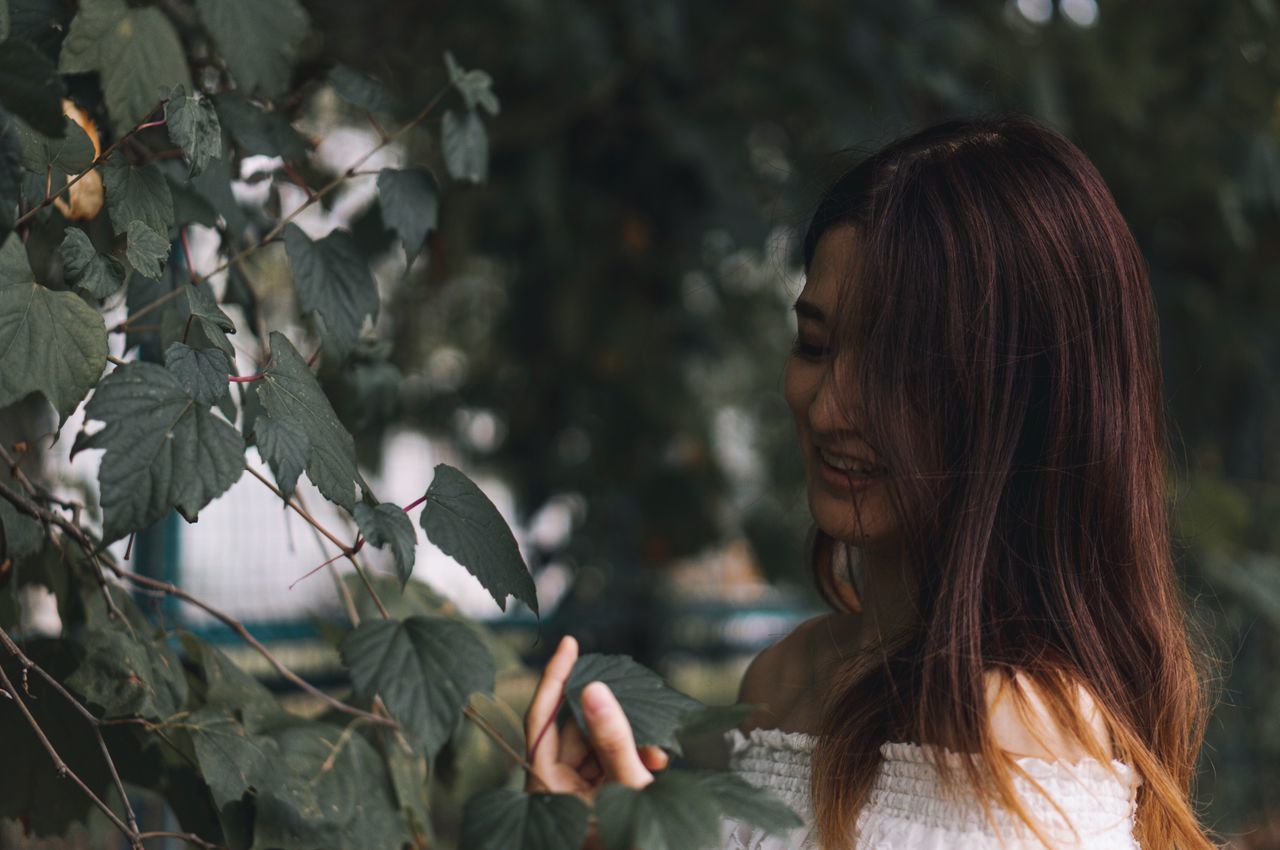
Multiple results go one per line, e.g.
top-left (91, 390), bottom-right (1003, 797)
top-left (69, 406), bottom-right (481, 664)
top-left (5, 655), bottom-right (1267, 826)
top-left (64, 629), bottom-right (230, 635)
top-left (72, 361), bottom-right (245, 542)
top-left (58, 228), bottom-right (125, 298)
top-left (255, 331), bottom-right (364, 510)
top-left (14, 114), bottom-right (94, 174)
top-left (284, 224), bottom-right (378, 357)
top-left (329, 65), bottom-right (396, 117)
top-left (253, 413), bottom-right (309, 501)
top-left (0, 38), bottom-right (66, 136)
top-left (594, 770), bottom-right (804, 850)
top-left (339, 615), bottom-right (495, 760)
top-left (58, 0), bottom-right (191, 130)
top-left (354, 501), bottom-right (417, 587)
top-left (0, 244), bottom-right (108, 423)
top-left (165, 341), bottom-right (231, 406)
top-left (165, 87), bottom-right (222, 176)
top-left (442, 109), bottom-right (488, 183)
top-left (251, 717), bottom-right (408, 850)
top-left (213, 92), bottom-right (308, 161)
top-left (459, 789), bottom-right (590, 850)
top-left (377, 168), bottom-right (438, 262)
top-left (0, 498), bottom-right (43, 559)
top-left (66, 620), bottom-right (189, 720)
top-left (104, 153), bottom-right (174, 237)
top-left (195, 0), bottom-right (309, 98)
top-left (419, 463), bottom-right (538, 614)
top-left (563, 653), bottom-right (701, 755)
top-left (126, 219), bottom-right (169, 279)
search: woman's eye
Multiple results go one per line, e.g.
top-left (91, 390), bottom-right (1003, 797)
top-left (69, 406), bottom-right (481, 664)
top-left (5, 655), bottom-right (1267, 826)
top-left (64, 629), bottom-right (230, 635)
top-left (790, 338), bottom-right (830, 359)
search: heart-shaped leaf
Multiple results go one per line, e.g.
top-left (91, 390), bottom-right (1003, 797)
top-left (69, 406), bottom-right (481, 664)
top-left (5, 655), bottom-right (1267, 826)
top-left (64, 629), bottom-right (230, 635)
top-left (562, 653), bottom-right (701, 756)
top-left (255, 331), bottom-right (365, 510)
top-left (71, 361), bottom-right (245, 541)
top-left (339, 615), bottom-right (494, 760)
top-left (418, 462), bottom-right (537, 615)
top-left (353, 501), bottom-right (416, 588)
top-left (459, 788), bottom-right (589, 850)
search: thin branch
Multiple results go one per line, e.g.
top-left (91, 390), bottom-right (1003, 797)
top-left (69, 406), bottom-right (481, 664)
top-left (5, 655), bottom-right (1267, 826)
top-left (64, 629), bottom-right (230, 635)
top-left (244, 466), bottom-right (390, 618)
top-left (0, 656), bottom-right (136, 842)
top-left (106, 354), bottom-right (127, 367)
top-left (0, 628), bottom-right (141, 842)
top-left (205, 84), bottom-right (452, 282)
top-left (14, 100), bottom-right (169, 229)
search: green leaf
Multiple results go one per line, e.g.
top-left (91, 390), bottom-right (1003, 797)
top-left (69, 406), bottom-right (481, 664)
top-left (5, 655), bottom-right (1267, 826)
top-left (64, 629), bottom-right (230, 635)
top-left (377, 168), bottom-right (438, 262)
top-left (442, 108), bottom-right (488, 183)
top-left (104, 153), bottom-right (174, 237)
top-left (165, 341), bottom-right (230, 406)
top-left (190, 155), bottom-right (248, 236)
top-left (563, 653), bottom-right (701, 756)
top-left (58, 0), bottom-right (191, 131)
top-left (126, 219), bottom-right (169, 279)
top-left (179, 631), bottom-right (280, 722)
top-left (353, 501), bottom-right (416, 588)
top-left (284, 223), bottom-right (378, 357)
top-left (328, 65), bottom-right (397, 116)
top-left (674, 702), bottom-right (757, 738)
top-left (0, 266), bottom-right (108, 425)
top-left (595, 769), bottom-right (803, 850)
top-left (0, 228), bottom-right (34, 281)
top-left (195, 0), bottom-right (308, 98)
top-left (419, 462), bottom-right (538, 614)
top-left (185, 705), bottom-right (283, 808)
top-left (58, 228), bottom-right (125, 298)
top-left (71, 361), bottom-right (245, 542)
top-left (459, 788), bottom-right (590, 850)
top-left (0, 38), bottom-right (66, 137)
top-left (13, 112), bottom-right (94, 174)
top-left (251, 717), bottom-right (408, 850)
top-left (444, 52), bottom-right (500, 117)
top-left (165, 86), bottom-right (222, 177)
top-left (0, 110), bottom-right (22, 244)
top-left (338, 615), bottom-right (495, 759)
top-left (0, 498), bottom-right (43, 559)
top-left (212, 92), bottom-right (307, 160)
top-left (253, 412), bottom-right (308, 502)
top-left (166, 173), bottom-right (220, 227)
top-left (66, 621), bottom-right (189, 720)
top-left (256, 331), bottom-right (364, 510)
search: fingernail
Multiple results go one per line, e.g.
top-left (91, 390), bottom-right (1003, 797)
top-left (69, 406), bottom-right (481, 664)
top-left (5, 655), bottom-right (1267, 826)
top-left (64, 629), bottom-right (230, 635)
top-left (583, 681), bottom-right (608, 716)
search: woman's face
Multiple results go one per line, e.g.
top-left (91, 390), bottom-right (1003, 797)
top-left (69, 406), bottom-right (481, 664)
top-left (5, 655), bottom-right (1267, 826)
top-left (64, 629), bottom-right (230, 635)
top-left (784, 223), bottom-right (901, 549)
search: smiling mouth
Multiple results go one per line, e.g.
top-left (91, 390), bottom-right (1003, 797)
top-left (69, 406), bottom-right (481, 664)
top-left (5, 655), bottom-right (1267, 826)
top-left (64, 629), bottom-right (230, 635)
top-left (816, 447), bottom-right (887, 476)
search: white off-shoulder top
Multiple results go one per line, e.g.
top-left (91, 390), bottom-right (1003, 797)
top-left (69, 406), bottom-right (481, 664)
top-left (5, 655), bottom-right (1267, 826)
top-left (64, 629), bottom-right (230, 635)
top-left (720, 727), bottom-right (1143, 849)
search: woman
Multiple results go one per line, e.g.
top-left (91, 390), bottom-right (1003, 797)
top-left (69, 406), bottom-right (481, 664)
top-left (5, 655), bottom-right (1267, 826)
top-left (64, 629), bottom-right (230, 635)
top-left (523, 113), bottom-right (1217, 849)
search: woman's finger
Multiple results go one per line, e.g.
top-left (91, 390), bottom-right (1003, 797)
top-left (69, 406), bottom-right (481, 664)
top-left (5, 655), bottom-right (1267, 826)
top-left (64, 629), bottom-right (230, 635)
top-left (639, 745), bottom-right (669, 771)
top-left (524, 635), bottom-right (578, 774)
top-left (558, 716), bottom-right (592, 769)
top-left (579, 681), bottom-right (654, 788)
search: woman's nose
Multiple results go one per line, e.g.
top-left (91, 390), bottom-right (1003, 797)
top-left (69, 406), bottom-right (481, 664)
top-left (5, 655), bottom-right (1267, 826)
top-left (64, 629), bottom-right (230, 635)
top-left (809, 360), bottom-right (853, 435)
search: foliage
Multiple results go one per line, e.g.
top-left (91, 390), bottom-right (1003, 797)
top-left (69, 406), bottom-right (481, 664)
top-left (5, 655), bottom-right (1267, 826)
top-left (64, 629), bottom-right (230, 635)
top-left (0, 3), bottom-right (797, 849)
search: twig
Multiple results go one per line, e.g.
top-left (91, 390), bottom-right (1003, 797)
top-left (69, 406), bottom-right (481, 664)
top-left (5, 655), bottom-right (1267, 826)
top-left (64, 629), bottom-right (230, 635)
top-left (0, 654), bottom-right (136, 842)
top-left (106, 354), bottom-right (127, 367)
top-left (14, 100), bottom-right (170, 229)
top-left (244, 467), bottom-right (390, 618)
top-left (0, 628), bottom-right (142, 844)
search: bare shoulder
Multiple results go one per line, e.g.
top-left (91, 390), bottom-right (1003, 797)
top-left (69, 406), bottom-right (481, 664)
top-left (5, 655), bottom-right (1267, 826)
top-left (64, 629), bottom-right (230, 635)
top-left (983, 668), bottom-right (1114, 762)
top-left (735, 613), bottom-right (833, 734)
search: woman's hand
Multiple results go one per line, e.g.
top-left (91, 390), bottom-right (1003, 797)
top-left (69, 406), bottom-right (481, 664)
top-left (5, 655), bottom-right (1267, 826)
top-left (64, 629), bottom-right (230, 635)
top-left (523, 635), bottom-right (670, 802)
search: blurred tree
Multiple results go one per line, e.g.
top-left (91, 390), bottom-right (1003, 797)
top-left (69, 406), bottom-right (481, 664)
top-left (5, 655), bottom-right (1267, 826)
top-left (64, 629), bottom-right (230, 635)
top-left (300, 0), bottom-right (1280, 835)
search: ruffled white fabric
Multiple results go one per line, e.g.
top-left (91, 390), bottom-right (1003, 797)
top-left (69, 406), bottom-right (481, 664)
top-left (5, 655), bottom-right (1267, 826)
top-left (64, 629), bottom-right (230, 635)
top-left (719, 727), bottom-right (1142, 849)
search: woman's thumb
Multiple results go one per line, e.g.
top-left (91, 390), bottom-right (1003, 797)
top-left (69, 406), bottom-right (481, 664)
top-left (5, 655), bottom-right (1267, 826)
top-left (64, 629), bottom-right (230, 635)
top-left (580, 681), bottom-right (655, 788)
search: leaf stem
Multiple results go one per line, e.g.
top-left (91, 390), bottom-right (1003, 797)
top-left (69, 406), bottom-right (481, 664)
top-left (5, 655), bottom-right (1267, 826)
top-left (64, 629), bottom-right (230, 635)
top-left (14, 99), bottom-right (170, 229)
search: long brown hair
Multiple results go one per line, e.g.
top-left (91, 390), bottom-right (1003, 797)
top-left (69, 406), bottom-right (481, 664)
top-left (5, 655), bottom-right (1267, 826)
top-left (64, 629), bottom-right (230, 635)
top-left (801, 114), bottom-right (1217, 849)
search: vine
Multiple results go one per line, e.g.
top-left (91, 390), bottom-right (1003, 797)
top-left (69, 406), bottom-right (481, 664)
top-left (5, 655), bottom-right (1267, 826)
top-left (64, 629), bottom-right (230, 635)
top-left (0, 2), bottom-right (801, 848)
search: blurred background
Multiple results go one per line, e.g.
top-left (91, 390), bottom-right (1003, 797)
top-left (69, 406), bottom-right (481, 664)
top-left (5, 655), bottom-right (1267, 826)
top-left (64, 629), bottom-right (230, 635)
top-left (4, 0), bottom-right (1280, 847)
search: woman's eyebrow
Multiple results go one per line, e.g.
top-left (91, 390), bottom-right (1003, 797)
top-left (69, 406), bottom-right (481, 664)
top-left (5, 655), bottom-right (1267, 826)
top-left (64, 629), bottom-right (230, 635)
top-left (792, 298), bottom-right (826, 323)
